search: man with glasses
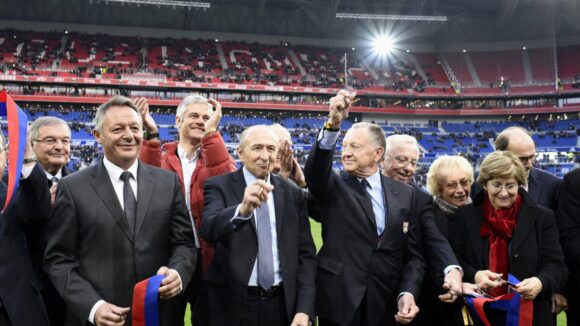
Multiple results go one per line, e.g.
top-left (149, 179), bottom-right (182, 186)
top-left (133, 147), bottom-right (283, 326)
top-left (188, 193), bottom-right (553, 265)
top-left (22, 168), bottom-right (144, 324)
top-left (381, 134), bottom-right (464, 326)
top-left (28, 117), bottom-right (74, 325)
top-left (494, 126), bottom-right (566, 318)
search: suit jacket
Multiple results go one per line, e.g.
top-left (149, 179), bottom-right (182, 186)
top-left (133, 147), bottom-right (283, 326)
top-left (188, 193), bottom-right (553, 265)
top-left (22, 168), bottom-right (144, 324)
top-left (411, 184), bottom-right (459, 277)
top-left (411, 205), bottom-right (464, 326)
top-left (200, 169), bottom-right (316, 326)
top-left (452, 189), bottom-right (567, 326)
top-left (140, 133), bottom-right (236, 273)
top-left (304, 140), bottom-right (425, 326)
top-left (557, 168), bottom-right (580, 297)
top-left (0, 163), bottom-right (50, 325)
top-left (44, 160), bottom-right (197, 326)
top-left (527, 168), bottom-right (561, 212)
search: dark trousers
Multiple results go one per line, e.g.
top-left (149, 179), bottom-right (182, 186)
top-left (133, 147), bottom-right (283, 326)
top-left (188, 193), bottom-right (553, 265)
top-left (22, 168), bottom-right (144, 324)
top-left (568, 289), bottom-right (580, 326)
top-left (179, 249), bottom-right (204, 326)
top-left (319, 296), bottom-right (366, 326)
top-left (0, 306), bottom-right (11, 326)
top-left (240, 286), bottom-right (287, 326)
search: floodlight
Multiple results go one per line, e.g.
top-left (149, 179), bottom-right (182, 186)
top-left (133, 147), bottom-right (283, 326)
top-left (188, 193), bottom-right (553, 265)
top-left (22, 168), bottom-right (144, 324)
top-left (96, 0), bottom-right (211, 8)
top-left (374, 36), bottom-right (394, 55)
top-left (336, 13), bottom-right (447, 22)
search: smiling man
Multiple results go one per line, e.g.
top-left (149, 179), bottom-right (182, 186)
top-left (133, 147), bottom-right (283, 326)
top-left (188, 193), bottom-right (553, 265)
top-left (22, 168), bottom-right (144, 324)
top-left (304, 91), bottom-right (425, 326)
top-left (200, 125), bottom-right (316, 326)
top-left (27, 116), bottom-right (73, 325)
top-left (44, 96), bottom-right (197, 326)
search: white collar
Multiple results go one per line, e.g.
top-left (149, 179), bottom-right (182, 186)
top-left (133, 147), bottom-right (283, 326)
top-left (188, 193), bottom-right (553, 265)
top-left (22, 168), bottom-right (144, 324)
top-left (177, 144), bottom-right (200, 162)
top-left (103, 157), bottom-right (139, 182)
top-left (242, 166), bottom-right (271, 186)
top-left (45, 168), bottom-right (63, 180)
top-left (359, 169), bottom-right (382, 189)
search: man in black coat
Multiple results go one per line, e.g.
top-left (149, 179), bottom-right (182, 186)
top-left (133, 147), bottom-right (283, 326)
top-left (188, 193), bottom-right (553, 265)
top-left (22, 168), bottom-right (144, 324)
top-left (28, 116), bottom-right (74, 325)
top-left (44, 96), bottom-right (197, 326)
top-left (0, 132), bottom-right (51, 326)
top-left (304, 91), bottom-right (425, 326)
top-left (381, 134), bottom-right (464, 325)
top-left (201, 125), bottom-right (316, 326)
top-left (557, 168), bottom-right (580, 326)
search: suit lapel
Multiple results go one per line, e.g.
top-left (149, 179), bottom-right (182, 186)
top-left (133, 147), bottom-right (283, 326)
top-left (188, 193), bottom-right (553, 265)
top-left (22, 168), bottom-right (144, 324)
top-left (526, 169), bottom-right (540, 203)
top-left (381, 177), bottom-right (400, 243)
top-left (510, 193), bottom-right (536, 254)
top-left (272, 176), bottom-right (285, 236)
top-left (135, 163), bottom-right (155, 236)
top-left (89, 161), bottom-right (134, 242)
top-left (342, 172), bottom-right (376, 230)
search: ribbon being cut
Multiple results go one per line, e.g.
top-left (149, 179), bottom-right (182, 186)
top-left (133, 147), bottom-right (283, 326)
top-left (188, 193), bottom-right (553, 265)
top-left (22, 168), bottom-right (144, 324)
top-left (464, 274), bottom-right (534, 326)
top-left (0, 91), bottom-right (28, 213)
top-left (132, 275), bottom-right (165, 326)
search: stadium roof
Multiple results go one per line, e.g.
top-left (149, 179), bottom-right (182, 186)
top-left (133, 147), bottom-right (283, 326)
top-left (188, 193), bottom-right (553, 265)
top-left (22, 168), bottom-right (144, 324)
top-left (2, 0), bottom-right (580, 44)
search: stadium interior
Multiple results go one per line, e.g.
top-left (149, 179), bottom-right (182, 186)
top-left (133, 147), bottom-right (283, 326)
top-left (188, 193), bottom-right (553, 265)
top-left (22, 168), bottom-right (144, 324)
top-left (1, 0), bottom-right (580, 188)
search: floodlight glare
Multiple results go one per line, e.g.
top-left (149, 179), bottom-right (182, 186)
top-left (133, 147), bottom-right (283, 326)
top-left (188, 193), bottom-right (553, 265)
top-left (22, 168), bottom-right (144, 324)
top-left (374, 36), bottom-right (394, 55)
top-left (96, 0), bottom-right (211, 8)
top-left (336, 12), bottom-right (447, 22)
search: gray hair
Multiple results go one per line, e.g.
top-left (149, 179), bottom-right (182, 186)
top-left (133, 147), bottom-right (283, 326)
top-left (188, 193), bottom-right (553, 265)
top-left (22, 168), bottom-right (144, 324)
top-left (269, 123), bottom-right (291, 144)
top-left (385, 134), bottom-right (421, 155)
top-left (351, 122), bottom-right (386, 159)
top-left (176, 95), bottom-right (212, 121)
top-left (238, 125), bottom-right (279, 151)
top-left (93, 96), bottom-right (141, 133)
top-left (29, 117), bottom-right (71, 142)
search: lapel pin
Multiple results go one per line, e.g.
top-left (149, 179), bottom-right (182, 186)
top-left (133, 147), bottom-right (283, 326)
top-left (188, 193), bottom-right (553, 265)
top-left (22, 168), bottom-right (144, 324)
top-left (403, 221), bottom-right (409, 234)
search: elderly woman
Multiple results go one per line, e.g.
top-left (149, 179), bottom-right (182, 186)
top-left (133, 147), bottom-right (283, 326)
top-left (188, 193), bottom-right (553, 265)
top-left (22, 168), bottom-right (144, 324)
top-left (413, 155), bottom-right (475, 326)
top-left (451, 151), bottom-right (567, 326)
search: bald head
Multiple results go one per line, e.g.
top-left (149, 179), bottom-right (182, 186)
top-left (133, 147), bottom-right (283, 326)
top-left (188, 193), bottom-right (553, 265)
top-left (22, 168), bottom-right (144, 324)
top-left (495, 127), bottom-right (536, 173)
top-left (269, 124), bottom-right (291, 145)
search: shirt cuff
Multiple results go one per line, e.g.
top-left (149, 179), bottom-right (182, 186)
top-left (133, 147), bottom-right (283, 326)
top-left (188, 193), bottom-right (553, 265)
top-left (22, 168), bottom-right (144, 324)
top-left (444, 265), bottom-right (463, 276)
top-left (89, 300), bottom-right (106, 324)
top-left (397, 292), bottom-right (414, 301)
top-left (230, 204), bottom-right (253, 230)
top-left (20, 164), bottom-right (35, 179)
top-left (170, 269), bottom-right (183, 292)
top-left (317, 129), bottom-right (340, 150)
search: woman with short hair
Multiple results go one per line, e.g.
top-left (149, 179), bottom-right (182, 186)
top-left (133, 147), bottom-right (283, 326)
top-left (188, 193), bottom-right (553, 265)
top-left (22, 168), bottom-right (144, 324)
top-left (451, 151), bottom-right (567, 326)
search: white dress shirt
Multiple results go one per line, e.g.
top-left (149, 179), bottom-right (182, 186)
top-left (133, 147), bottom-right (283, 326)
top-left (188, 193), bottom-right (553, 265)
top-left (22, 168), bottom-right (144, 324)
top-left (358, 170), bottom-right (386, 235)
top-left (177, 145), bottom-right (201, 248)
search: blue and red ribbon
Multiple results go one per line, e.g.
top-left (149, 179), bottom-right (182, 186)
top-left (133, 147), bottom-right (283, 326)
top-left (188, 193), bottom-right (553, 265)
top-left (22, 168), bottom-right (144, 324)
top-left (464, 274), bottom-right (533, 326)
top-left (0, 91), bottom-right (29, 214)
top-left (132, 275), bottom-right (165, 326)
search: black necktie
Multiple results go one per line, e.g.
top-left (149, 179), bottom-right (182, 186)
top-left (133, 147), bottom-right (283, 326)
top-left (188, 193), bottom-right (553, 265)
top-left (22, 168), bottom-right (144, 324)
top-left (120, 171), bottom-right (136, 232)
top-left (48, 176), bottom-right (58, 187)
top-left (360, 178), bottom-right (371, 196)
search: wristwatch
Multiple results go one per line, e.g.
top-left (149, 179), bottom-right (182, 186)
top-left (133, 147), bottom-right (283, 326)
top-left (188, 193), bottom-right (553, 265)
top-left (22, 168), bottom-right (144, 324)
top-left (143, 130), bottom-right (159, 140)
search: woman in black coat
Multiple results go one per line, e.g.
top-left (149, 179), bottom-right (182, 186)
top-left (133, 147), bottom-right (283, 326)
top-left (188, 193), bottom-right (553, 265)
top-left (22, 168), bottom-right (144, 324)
top-left (451, 151), bottom-right (567, 326)
top-left (413, 155), bottom-right (476, 326)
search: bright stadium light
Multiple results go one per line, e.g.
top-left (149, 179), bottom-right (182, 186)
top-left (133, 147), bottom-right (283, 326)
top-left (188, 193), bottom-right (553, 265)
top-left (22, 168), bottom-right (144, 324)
top-left (336, 12), bottom-right (447, 22)
top-left (98, 0), bottom-right (211, 8)
top-left (374, 36), bottom-right (394, 55)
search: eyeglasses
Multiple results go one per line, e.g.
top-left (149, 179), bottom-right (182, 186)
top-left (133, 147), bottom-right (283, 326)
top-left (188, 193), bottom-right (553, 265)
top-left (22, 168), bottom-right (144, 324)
top-left (35, 138), bottom-right (71, 146)
top-left (443, 179), bottom-right (472, 190)
top-left (488, 182), bottom-right (519, 192)
top-left (518, 152), bottom-right (538, 164)
top-left (387, 155), bottom-right (418, 167)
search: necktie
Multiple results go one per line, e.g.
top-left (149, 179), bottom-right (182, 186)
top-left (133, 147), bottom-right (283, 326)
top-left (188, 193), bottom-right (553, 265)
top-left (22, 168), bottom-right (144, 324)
top-left (120, 171), bottom-right (137, 233)
top-left (256, 200), bottom-right (274, 290)
top-left (360, 178), bottom-right (371, 195)
top-left (361, 178), bottom-right (386, 237)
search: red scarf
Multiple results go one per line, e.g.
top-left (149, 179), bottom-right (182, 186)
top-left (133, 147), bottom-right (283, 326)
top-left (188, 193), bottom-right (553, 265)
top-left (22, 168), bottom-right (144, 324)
top-left (480, 192), bottom-right (523, 296)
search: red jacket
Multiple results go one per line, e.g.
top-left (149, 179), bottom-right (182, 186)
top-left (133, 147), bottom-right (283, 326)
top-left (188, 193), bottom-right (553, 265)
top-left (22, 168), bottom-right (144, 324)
top-left (139, 131), bottom-right (236, 273)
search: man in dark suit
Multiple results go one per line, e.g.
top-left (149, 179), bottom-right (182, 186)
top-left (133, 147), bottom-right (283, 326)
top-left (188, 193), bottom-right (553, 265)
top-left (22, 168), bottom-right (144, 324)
top-left (201, 125), bottom-right (316, 326)
top-left (0, 131), bottom-right (52, 326)
top-left (28, 116), bottom-right (74, 325)
top-left (381, 134), bottom-right (464, 325)
top-left (44, 96), bottom-right (197, 326)
top-left (304, 91), bottom-right (425, 326)
top-left (557, 168), bottom-right (580, 325)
